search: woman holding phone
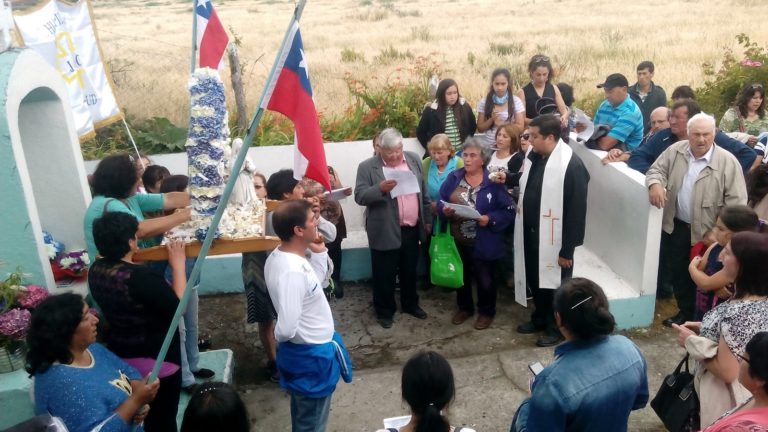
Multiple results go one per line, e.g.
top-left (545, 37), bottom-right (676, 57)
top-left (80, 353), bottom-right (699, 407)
top-left (511, 278), bottom-right (649, 432)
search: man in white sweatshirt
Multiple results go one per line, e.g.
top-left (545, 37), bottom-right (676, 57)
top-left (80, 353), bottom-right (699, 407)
top-left (265, 199), bottom-right (352, 432)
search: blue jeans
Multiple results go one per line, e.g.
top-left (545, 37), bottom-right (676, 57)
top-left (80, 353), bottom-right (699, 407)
top-left (164, 258), bottom-right (202, 387)
top-left (290, 392), bottom-right (332, 432)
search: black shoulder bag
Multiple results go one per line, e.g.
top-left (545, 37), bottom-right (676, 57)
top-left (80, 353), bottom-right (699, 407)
top-left (650, 353), bottom-right (700, 431)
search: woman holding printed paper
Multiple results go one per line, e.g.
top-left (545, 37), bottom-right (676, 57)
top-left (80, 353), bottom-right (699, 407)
top-left (514, 115), bottom-right (589, 347)
top-left (438, 137), bottom-right (515, 330)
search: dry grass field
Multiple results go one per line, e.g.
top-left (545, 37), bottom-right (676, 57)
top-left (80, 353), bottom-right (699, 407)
top-left (89, 0), bottom-right (768, 126)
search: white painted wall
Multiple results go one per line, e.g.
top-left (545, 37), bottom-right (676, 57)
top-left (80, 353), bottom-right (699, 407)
top-left (84, 138), bottom-right (427, 247)
top-left (6, 50), bottom-right (91, 290)
top-left (569, 136), bottom-right (663, 297)
top-left (85, 136), bottom-right (662, 299)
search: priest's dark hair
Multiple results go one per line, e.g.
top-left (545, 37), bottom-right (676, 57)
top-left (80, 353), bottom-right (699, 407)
top-left (401, 350), bottom-right (455, 432)
top-left (530, 114), bottom-right (561, 140)
top-left (181, 382), bottom-right (249, 432)
top-left (554, 278), bottom-right (616, 340)
top-left (672, 98), bottom-right (701, 117)
top-left (267, 169), bottom-right (300, 200)
top-left (92, 211), bottom-right (139, 260)
top-left (271, 199), bottom-right (313, 242)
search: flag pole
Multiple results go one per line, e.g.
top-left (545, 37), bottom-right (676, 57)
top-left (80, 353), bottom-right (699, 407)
top-left (190, 0), bottom-right (198, 73)
top-left (143, 0), bottom-right (307, 391)
top-left (121, 118), bottom-right (144, 168)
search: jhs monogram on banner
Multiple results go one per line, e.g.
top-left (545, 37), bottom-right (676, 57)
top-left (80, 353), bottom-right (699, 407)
top-left (14, 0), bottom-right (122, 139)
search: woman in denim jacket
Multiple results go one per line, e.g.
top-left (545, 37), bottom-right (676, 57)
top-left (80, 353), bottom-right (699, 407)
top-left (511, 278), bottom-right (649, 432)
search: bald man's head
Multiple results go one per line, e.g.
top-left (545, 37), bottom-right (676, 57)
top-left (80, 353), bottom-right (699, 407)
top-left (649, 107), bottom-right (670, 133)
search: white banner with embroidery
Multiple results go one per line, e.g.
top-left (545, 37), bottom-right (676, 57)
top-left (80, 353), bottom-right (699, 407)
top-left (14, 0), bottom-right (122, 140)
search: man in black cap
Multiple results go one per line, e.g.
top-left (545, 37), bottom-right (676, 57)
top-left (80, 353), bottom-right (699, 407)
top-left (582, 73), bottom-right (644, 153)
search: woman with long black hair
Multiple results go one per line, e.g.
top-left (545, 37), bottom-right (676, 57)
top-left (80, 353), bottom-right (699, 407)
top-left (417, 78), bottom-right (477, 154)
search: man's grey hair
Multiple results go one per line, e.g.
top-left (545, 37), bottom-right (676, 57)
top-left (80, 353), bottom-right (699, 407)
top-left (461, 136), bottom-right (493, 166)
top-left (687, 112), bottom-right (716, 132)
top-left (378, 128), bottom-right (403, 150)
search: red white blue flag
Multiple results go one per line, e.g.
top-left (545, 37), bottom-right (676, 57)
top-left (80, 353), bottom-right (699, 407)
top-left (196, 0), bottom-right (229, 69)
top-left (261, 22), bottom-right (331, 191)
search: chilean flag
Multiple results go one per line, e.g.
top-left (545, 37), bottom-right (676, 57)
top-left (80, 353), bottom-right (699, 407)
top-left (196, 0), bottom-right (229, 69)
top-left (260, 22), bottom-right (331, 191)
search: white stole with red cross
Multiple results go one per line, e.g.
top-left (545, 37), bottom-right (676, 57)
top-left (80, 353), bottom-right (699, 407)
top-left (514, 139), bottom-right (572, 306)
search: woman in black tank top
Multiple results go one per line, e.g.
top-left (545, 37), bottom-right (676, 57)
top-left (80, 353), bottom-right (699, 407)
top-left (517, 54), bottom-right (569, 128)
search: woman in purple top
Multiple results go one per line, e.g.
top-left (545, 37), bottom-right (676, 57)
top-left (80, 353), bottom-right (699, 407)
top-left (438, 137), bottom-right (515, 330)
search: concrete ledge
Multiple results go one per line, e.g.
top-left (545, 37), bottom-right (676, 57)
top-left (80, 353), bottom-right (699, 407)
top-left (0, 367), bottom-right (34, 429)
top-left (609, 294), bottom-right (656, 330)
top-left (573, 247), bottom-right (637, 300)
top-left (197, 246), bottom-right (373, 296)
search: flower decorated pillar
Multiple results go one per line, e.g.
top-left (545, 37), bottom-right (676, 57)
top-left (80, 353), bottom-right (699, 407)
top-left (0, 48), bottom-right (90, 293)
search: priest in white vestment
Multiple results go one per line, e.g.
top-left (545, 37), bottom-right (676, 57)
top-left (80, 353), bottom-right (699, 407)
top-left (514, 114), bottom-right (590, 347)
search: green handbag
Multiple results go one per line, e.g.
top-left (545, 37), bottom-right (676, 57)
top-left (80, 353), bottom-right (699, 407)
top-left (430, 218), bottom-right (464, 289)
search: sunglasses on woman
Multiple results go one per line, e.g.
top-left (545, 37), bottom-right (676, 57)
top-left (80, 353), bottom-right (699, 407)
top-left (520, 134), bottom-right (530, 140)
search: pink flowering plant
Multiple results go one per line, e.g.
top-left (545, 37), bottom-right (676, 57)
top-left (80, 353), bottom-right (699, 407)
top-left (0, 271), bottom-right (48, 350)
top-left (698, 34), bottom-right (768, 119)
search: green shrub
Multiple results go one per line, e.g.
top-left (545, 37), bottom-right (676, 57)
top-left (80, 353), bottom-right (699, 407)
top-left (575, 92), bottom-right (605, 118)
top-left (340, 47), bottom-right (366, 63)
top-left (696, 34), bottom-right (768, 120)
top-left (353, 9), bottom-right (389, 21)
top-left (374, 45), bottom-right (414, 64)
top-left (395, 9), bottom-right (421, 17)
top-left (83, 116), bottom-right (187, 160)
top-left (323, 55), bottom-right (442, 140)
top-left (600, 29), bottom-right (624, 53)
top-left (489, 42), bottom-right (524, 57)
top-left (411, 25), bottom-right (431, 42)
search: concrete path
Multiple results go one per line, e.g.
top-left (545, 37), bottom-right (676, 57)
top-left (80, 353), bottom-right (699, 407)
top-left (225, 283), bottom-right (681, 431)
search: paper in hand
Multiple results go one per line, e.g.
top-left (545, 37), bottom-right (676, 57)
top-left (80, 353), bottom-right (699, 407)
top-left (382, 167), bottom-right (420, 198)
top-left (574, 108), bottom-right (594, 142)
top-left (324, 187), bottom-right (352, 201)
top-left (441, 200), bottom-right (482, 220)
